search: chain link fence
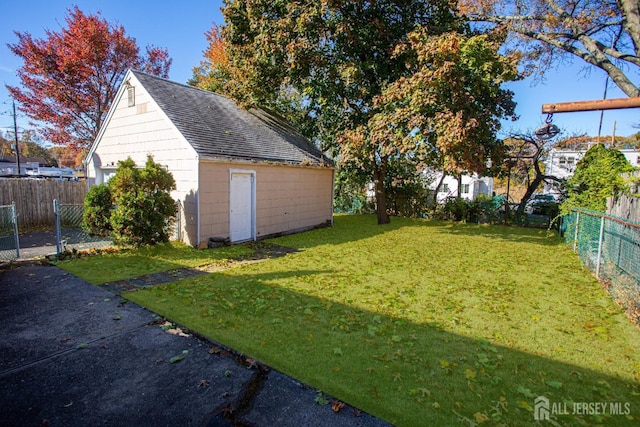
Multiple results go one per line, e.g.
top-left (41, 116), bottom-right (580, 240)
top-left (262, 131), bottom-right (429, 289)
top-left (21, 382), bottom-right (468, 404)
top-left (54, 200), bottom-right (112, 256)
top-left (0, 202), bottom-right (20, 260)
top-left (563, 209), bottom-right (640, 323)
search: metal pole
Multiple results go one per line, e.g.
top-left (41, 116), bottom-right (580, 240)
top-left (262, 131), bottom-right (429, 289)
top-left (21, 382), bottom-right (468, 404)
top-left (573, 211), bottom-right (580, 253)
top-left (12, 201), bottom-right (20, 259)
top-left (596, 215), bottom-right (605, 278)
top-left (12, 101), bottom-right (20, 176)
top-left (54, 199), bottom-right (62, 256)
top-left (542, 97), bottom-right (640, 114)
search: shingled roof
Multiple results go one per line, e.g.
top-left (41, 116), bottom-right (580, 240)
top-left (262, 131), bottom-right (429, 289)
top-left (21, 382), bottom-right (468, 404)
top-left (131, 71), bottom-right (329, 166)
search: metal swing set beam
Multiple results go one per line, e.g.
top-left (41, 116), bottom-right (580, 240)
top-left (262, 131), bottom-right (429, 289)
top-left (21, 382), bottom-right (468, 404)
top-left (542, 97), bottom-right (640, 113)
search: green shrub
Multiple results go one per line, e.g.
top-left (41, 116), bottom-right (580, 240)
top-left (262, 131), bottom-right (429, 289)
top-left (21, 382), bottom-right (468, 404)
top-left (83, 183), bottom-right (112, 236)
top-left (109, 156), bottom-right (177, 247)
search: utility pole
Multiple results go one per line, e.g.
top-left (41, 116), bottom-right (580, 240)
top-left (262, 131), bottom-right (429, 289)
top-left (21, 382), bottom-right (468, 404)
top-left (12, 100), bottom-right (20, 176)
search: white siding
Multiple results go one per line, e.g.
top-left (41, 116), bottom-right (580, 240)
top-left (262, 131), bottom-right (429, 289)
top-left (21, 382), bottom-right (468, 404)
top-left (86, 73), bottom-right (199, 246)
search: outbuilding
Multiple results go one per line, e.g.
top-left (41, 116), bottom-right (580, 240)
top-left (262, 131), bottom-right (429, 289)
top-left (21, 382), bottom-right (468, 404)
top-left (86, 70), bottom-right (334, 247)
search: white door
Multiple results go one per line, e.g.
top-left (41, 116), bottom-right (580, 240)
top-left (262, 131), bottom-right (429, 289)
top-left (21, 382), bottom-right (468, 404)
top-left (229, 172), bottom-right (254, 242)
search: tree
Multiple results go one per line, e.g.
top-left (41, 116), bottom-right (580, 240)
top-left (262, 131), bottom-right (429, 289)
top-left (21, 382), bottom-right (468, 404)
top-left (562, 144), bottom-right (636, 212)
top-left (458, 0), bottom-right (640, 97)
top-left (7, 6), bottom-right (172, 149)
top-left (501, 134), bottom-right (564, 217)
top-left (105, 156), bottom-right (177, 247)
top-left (221, 0), bottom-right (477, 223)
top-left (189, 23), bottom-right (231, 93)
top-left (49, 146), bottom-right (84, 169)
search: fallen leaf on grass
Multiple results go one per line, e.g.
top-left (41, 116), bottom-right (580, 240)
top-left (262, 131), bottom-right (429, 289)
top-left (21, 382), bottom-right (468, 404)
top-left (546, 380), bottom-right (563, 389)
top-left (474, 412), bottom-right (490, 424)
top-left (517, 385), bottom-right (535, 398)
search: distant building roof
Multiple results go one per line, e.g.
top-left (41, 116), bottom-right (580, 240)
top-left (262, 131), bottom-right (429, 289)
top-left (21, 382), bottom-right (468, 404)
top-left (0, 155), bottom-right (48, 165)
top-left (131, 70), bottom-right (330, 166)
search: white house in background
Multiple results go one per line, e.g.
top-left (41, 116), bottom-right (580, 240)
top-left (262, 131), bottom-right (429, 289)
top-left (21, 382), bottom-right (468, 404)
top-left (620, 148), bottom-right (640, 168)
top-left (543, 146), bottom-right (640, 193)
top-left (427, 172), bottom-right (494, 203)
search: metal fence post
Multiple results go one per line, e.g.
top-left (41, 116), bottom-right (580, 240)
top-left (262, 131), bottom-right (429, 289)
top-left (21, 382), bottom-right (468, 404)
top-left (573, 211), bottom-right (580, 252)
top-left (54, 199), bottom-right (62, 256)
top-left (11, 201), bottom-right (20, 259)
top-left (595, 215), bottom-right (605, 279)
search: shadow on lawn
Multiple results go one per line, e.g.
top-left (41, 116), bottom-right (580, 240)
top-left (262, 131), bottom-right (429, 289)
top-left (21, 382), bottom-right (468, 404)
top-left (130, 268), bottom-right (640, 426)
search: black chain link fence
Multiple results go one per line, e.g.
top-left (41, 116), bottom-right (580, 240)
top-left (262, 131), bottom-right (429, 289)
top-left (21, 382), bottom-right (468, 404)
top-left (54, 200), bottom-right (112, 256)
top-left (563, 209), bottom-right (640, 323)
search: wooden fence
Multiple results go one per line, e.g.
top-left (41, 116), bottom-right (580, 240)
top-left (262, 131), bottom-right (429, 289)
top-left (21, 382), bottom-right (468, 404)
top-left (607, 171), bottom-right (640, 224)
top-left (0, 179), bottom-right (87, 228)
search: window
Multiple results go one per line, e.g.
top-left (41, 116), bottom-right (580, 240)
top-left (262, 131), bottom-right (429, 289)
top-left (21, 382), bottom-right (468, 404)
top-left (461, 184), bottom-right (470, 194)
top-left (127, 86), bottom-right (135, 107)
top-left (637, 156), bottom-right (640, 165)
top-left (439, 183), bottom-right (449, 193)
top-left (559, 157), bottom-right (566, 165)
top-left (567, 157), bottom-right (575, 165)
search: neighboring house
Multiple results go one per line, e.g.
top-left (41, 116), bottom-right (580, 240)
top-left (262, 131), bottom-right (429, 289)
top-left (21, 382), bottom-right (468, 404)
top-left (427, 172), bottom-right (494, 203)
top-left (543, 146), bottom-right (640, 193)
top-left (86, 70), bottom-right (334, 247)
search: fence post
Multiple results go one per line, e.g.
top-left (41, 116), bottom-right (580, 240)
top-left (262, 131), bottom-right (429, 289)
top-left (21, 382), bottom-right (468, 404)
top-left (595, 215), bottom-right (605, 279)
top-left (54, 199), bottom-right (62, 256)
top-left (11, 201), bottom-right (20, 258)
top-left (573, 211), bottom-right (580, 252)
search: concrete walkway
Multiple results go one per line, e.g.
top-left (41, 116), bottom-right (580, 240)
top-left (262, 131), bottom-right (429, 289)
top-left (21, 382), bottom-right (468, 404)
top-left (0, 264), bottom-right (391, 426)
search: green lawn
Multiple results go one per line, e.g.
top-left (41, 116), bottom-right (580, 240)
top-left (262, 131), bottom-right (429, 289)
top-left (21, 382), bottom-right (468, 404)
top-left (66, 215), bottom-right (640, 425)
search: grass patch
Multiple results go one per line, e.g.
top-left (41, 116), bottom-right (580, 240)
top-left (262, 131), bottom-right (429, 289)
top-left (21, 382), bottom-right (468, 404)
top-left (56, 241), bottom-right (253, 284)
top-left (69, 215), bottom-right (640, 425)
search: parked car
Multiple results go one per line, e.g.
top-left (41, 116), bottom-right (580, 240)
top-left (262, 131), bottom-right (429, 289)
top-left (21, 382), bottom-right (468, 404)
top-left (525, 194), bottom-right (557, 215)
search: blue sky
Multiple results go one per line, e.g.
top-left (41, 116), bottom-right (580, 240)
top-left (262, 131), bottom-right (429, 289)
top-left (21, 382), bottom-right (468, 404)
top-left (1, 1), bottom-right (638, 141)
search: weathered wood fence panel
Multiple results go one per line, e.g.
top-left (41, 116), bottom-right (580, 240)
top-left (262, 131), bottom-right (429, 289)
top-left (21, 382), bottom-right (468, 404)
top-left (0, 179), bottom-right (87, 228)
top-left (608, 194), bottom-right (640, 223)
top-left (607, 171), bottom-right (640, 224)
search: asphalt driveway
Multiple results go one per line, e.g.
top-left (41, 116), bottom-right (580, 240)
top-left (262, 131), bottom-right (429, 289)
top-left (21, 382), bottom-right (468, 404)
top-left (0, 264), bottom-right (390, 427)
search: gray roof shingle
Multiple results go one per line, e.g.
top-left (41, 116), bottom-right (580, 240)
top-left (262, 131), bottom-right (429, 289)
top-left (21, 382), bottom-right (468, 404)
top-left (131, 71), bottom-right (329, 166)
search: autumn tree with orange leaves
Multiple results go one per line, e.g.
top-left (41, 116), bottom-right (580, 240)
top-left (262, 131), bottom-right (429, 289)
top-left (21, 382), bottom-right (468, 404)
top-left (458, 0), bottom-right (640, 97)
top-left (7, 6), bottom-right (172, 149)
top-left (189, 23), bottom-right (231, 93)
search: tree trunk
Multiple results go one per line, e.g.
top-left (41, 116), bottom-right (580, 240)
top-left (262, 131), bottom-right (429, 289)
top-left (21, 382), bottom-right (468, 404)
top-left (432, 171), bottom-right (447, 204)
top-left (516, 174), bottom-right (544, 217)
top-left (516, 158), bottom-right (545, 217)
top-left (373, 159), bottom-right (390, 224)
